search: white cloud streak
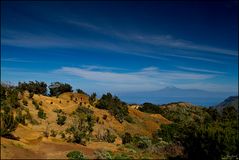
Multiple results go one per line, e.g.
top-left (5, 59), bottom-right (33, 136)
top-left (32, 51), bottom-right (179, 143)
top-left (67, 20), bottom-right (238, 56)
top-left (54, 66), bottom-right (216, 91)
top-left (177, 66), bottom-right (225, 74)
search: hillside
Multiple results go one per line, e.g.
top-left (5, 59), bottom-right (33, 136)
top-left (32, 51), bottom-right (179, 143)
top-left (214, 96), bottom-right (238, 112)
top-left (1, 91), bottom-right (171, 159)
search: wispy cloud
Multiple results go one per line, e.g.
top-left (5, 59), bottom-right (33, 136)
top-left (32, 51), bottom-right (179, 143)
top-left (177, 66), bottom-right (225, 74)
top-left (2, 25), bottom-right (235, 65)
top-left (80, 65), bottom-right (128, 71)
top-left (54, 66), bottom-right (216, 91)
top-left (67, 20), bottom-right (238, 56)
top-left (1, 58), bottom-right (35, 63)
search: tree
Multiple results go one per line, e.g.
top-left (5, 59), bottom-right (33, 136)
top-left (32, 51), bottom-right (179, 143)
top-left (49, 82), bottom-right (72, 96)
top-left (0, 84), bottom-right (6, 102)
top-left (8, 88), bottom-right (20, 108)
top-left (96, 93), bottom-right (128, 123)
top-left (18, 81), bottom-right (47, 95)
top-left (76, 89), bottom-right (88, 95)
top-left (89, 93), bottom-right (97, 105)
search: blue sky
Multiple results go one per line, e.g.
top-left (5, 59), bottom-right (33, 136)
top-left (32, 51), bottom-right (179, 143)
top-left (1, 1), bottom-right (238, 96)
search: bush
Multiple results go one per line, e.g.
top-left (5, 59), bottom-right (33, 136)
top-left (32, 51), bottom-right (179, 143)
top-left (67, 151), bottom-right (86, 160)
top-left (66, 106), bottom-right (95, 144)
top-left (125, 115), bottom-right (134, 123)
top-left (76, 89), bottom-right (88, 96)
top-left (18, 81), bottom-right (47, 95)
top-left (122, 132), bottom-right (132, 144)
top-left (53, 109), bottom-right (63, 113)
top-left (139, 102), bottom-right (160, 114)
top-left (0, 110), bottom-right (18, 136)
top-left (50, 130), bottom-right (57, 137)
top-left (156, 123), bottom-right (181, 143)
top-left (32, 100), bottom-right (40, 110)
top-left (29, 92), bottom-right (34, 99)
top-left (60, 132), bottom-right (65, 139)
top-left (15, 110), bottom-right (26, 125)
top-left (22, 100), bottom-right (28, 106)
top-left (49, 82), bottom-right (72, 96)
top-left (96, 93), bottom-right (128, 123)
top-left (94, 150), bottom-right (130, 160)
top-left (57, 115), bottom-right (67, 126)
top-left (8, 89), bottom-right (20, 108)
top-left (38, 108), bottom-right (46, 119)
top-left (97, 129), bottom-right (117, 143)
top-left (133, 136), bottom-right (152, 149)
top-left (89, 93), bottom-right (97, 105)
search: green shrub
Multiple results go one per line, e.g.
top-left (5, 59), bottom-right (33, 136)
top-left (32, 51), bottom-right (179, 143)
top-left (76, 89), bottom-right (88, 96)
top-left (156, 123), bottom-right (181, 143)
top-left (8, 89), bottom-right (20, 108)
top-left (103, 129), bottom-right (117, 143)
top-left (66, 106), bottom-right (95, 145)
top-left (125, 115), bottom-right (134, 123)
top-left (49, 82), bottom-right (72, 96)
top-left (22, 100), bottom-right (28, 106)
top-left (133, 136), bottom-right (152, 149)
top-left (96, 93), bottom-right (128, 123)
top-left (15, 110), bottom-right (26, 125)
top-left (57, 115), bottom-right (67, 126)
top-left (50, 130), bottom-right (57, 137)
top-left (0, 110), bottom-right (18, 136)
top-left (18, 81), bottom-right (47, 95)
top-left (122, 132), bottom-right (132, 144)
top-left (139, 102), bottom-right (161, 114)
top-left (60, 132), bottom-right (65, 139)
top-left (32, 100), bottom-right (40, 110)
top-left (67, 151), bottom-right (86, 160)
top-left (89, 92), bottom-right (97, 105)
top-left (94, 150), bottom-right (130, 160)
top-left (29, 92), bottom-right (34, 99)
top-left (53, 109), bottom-right (63, 113)
top-left (38, 108), bottom-right (46, 119)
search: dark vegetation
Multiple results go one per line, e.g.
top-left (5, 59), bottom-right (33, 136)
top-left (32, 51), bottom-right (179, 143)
top-left (56, 111), bottom-right (67, 126)
top-left (67, 151), bottom-right (86, 160)
top-left (49, 82), bottom-right (72, 96)
top-left (18, 81), bottom-right (47, 95)
top-left (139, 102), bottom-right (239, 159)
top-left (96, 93), bottom-right (129, 123)
top-left (76, 89), bottom-right (88, 96)
top-left (66, 106), bottom-right (95, 145)
top-left (89, 92), bottom-right (97, 105)
top-left (38, 108), bottom-right (47, 119)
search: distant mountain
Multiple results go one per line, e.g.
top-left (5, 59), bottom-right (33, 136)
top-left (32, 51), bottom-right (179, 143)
top-left (214, 96), bottom-right (238, 112)
top-left (117, 87), bottom-right (236, 106)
